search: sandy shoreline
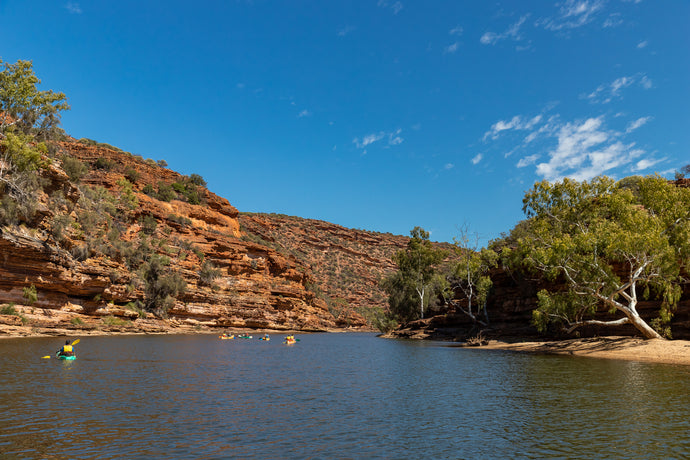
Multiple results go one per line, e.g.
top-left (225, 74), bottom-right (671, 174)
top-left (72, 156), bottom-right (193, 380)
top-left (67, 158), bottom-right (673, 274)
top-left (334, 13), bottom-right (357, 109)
top-left (473, 336), bottom-right (690, 366)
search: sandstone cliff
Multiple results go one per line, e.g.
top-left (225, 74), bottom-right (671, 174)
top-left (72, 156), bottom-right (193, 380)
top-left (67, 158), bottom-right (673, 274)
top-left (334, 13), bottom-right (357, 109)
top-left (0, 137), bottom-right (344, 336)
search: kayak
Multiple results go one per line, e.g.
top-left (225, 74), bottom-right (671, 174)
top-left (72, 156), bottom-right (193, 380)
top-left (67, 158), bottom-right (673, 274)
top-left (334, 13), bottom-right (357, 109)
top-left (238, 335), bottom-right (253, 339)
top-left (259, 337), bottom-right (270, 341)
top-left (56, 354), bottom-right (76, 360)
top-left (219, 335), bottom-right (235, 340)
top-left (284, 339), bottom-right (296, 345)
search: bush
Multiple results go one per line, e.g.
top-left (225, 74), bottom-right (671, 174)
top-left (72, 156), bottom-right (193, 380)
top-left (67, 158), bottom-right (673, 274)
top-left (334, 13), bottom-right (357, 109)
top-left (141, 214), bottom-right (158, 235)
top-left (22, 284), bottom-right (37, 305)
top-left (157, 182), bottom-right (176, 202)
top-left (94, 157), bottom-right (114, 170)
top-left (62, 156), bottom-right (88, 182)
top-left (188, 173), bottom-right (207, 187)
top-left (124, 168), bottom-right (140, 183)
top-left (199, 260), bottom-right (222, 286)
top-left (142, 254), bottom-right (186, 316)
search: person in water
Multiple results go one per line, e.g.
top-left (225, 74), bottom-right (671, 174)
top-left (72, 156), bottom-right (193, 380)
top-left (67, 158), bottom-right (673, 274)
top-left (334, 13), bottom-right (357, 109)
top-left (58, 340), bottom-right (75, 357)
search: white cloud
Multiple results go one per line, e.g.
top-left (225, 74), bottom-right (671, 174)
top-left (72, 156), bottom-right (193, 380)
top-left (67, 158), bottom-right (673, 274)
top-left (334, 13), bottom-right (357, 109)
top-left (637, 40), bottom-right (648, 49)
top-left (449, 26), bottom-right (463, 36)
top-left (640, 75), bottom-right (653, 89)
top-left (444, 163), bottom-right (455, 170)
top-left (538, 0), bottom-right (604, 31)
top-left (583, 74), bottom-right (652, 104)
top-left (480, 15), bottom-right (529, 45)
top-left (633, 158), bottom-right (663, 171)
top-left (625, 116), bottom-right (652, 133)
top-left (603, 13), bottom-right (623, 28)
top-left (65, 1), bottom-right (82, 14)
top-left (471, 154), bottom-right (483, 165)
top-left (535, 116), bottom-right (645, 181)
top-left (517, 154), bottom-right (540, 168)
top-left (377, 0), bottom-right (403, 15)
top-left (444, 42), bottom-right (459, 54)
top-left (353, 129), bottom-right (404, 149)
top-left (484, 114), bottom-right (543, 140)
top-left (298, 110), bottom-right (311, 118)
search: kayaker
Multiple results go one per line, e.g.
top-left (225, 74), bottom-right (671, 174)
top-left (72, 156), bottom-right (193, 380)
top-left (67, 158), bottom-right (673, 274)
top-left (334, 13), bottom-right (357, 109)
top-left (57, 340), bottom-right (75, 357)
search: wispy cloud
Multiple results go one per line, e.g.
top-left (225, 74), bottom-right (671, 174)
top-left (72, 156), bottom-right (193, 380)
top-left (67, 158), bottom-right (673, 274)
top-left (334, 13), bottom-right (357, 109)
top-left (637, 40), bottom-right (648, 49)
top-left (632, 157), bottom-right (663, 171)
top-left (486, 113), bottom-right (660, 181)
top-left (471, 154), bottom-right (483, 165)
top-left (337, 25), bottom-right (356, 37)
top-left (517, 154), bottom-right (540, 168)
top-left (603, 13), bottom-right (623, 28)
top-left (65, 1), bottom-right (82, 14)
top-left (444, 163), bottom-right (455, 170)
top-left (377, 0), bottom-right (403, 15)
top-left (480, 15), bottom-right (529, 45)
top-left (625, 116), bottom-right (652, 133)
top-left (537, 0), bottom-right (604, 31)
top-left (353, 129), bottom-right (404, 150)
top-left (444, 42), bottom-right (459, 54)
top-left (582, 74), bottom-right (653, 103)
top-left (298, 109), bottom-right (311, 118)
top-left (483, 114), bottom-right (543, 140)
top-left (449, 26), bottom-right (463, 36)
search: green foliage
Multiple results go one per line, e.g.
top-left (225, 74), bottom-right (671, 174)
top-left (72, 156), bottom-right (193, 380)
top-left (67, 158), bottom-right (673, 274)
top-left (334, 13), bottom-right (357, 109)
top-left (504, 175), bottom-right (690, 339)
top-left (188, 173), bottom-right (207, 187)
top-left (382, 226), bottom-right (448, 323)
top-left (116, 178), bottom-right (138, 210)
top-left (1, 303), bottom-right (18, 315)
top-left (448, 228), bottom-right (498, 326)
top-left (62, 156), bottom-right (88, 182)
top-left (0, 59), bottom-right (69, 139)
top-left (22, 284), bottom-right (37, 305)
top-left (94, 157), bottom-right (115, 170)
top-left (124, 168), bottom-right (140, 183)
top-left (140, 213), bottom-right (158, 235)
top-left (102, 315), bottom-right (129, 326)
top-left (199, 260), bottom-right (222, 286)
top-left (141, 254), bottom-right (187, 316)
top-left (158, 182), bottom-right (177, 202)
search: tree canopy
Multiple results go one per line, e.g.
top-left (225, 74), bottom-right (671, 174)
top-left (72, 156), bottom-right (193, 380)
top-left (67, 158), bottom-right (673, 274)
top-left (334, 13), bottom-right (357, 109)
top-left (382, 226), bottom-right (448, 323)
top-left (0, 59), bottom-right (69, 139)
top-left (502, 175), bottom-right (690, 339)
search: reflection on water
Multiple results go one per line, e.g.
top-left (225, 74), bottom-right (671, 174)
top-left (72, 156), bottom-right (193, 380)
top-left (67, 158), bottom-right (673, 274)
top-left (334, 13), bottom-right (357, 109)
top-left (1, 334), bottom-right (688, 458)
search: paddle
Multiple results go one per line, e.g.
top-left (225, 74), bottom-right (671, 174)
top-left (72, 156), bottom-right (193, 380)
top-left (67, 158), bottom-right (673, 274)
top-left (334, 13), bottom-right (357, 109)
top-left (43, 338), bottom-right (81, 359)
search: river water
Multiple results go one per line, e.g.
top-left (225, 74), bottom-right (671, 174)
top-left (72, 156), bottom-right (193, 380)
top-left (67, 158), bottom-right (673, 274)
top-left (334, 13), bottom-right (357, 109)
top-left (1, 333), bottom-right (688, 459)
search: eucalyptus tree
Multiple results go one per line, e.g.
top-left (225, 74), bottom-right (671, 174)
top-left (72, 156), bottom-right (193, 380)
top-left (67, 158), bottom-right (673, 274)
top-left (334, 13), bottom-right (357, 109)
top-left (0, 59), bottom-right (69, 139)
top-left (0, 59), bottom-right (69, 223)
top-left (382, 226), bottom-right (448, 322)
top-left (504, 175), bottom-right (689, 339)
top-left (447, 225), bottom-right (497, 327)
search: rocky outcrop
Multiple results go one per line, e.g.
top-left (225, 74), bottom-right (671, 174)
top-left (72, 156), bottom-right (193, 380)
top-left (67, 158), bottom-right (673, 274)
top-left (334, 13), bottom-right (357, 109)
top-left (0, 138), bottom-right (340, 336)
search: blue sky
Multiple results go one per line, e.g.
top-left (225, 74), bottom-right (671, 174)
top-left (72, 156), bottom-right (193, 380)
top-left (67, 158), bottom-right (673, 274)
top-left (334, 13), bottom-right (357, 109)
top-left (2, 1), bottom-right (688, 245)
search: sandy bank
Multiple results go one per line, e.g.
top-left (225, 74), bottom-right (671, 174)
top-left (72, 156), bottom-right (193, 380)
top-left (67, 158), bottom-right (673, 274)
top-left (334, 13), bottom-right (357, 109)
top-left (473, 336), bottom-right (690, 366)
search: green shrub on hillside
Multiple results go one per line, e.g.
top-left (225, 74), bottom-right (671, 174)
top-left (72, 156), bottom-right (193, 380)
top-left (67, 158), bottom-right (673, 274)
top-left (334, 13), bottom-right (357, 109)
top-left (62, 156), bottom-right (88, 182)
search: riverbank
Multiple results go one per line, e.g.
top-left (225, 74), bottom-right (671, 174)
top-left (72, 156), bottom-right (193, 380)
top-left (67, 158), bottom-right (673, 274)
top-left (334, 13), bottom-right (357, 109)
top-left (472, 336), bottom-right (690, 366)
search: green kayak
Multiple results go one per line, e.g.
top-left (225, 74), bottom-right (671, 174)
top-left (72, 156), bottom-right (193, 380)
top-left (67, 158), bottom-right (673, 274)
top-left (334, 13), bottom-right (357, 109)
top-left (56, 353), bottom-right (76, 360)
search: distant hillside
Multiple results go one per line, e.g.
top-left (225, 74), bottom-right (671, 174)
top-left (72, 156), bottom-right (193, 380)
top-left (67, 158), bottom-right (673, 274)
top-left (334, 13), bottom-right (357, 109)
top-left (239, 213), bottom-right (410, 326)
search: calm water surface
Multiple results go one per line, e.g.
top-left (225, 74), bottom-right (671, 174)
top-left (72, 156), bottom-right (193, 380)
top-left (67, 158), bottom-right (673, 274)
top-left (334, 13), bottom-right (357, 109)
top-left (1, 333), bottom-right (688, 459)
